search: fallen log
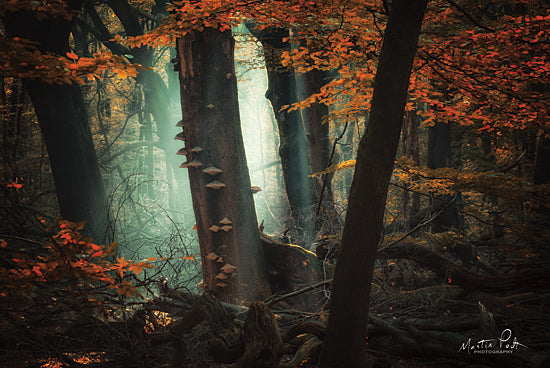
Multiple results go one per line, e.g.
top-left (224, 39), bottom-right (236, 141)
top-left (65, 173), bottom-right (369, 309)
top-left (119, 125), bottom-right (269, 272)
top-left (377, 242), bottom-right (550, 292)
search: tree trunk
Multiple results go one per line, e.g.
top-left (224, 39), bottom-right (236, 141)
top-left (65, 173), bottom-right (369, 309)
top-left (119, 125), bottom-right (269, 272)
top-left (534, 134), bottom-right (550, 185)
top-left (402, 109), bottom-right (420, 230)
top-left (427, 120), bottom-right (461, 232)
top-left (296, 68), bottom-right (338, 222)
top-left (296, 69), bottom-right (331, 195)
top-left (175, 28), bottom-right (271, 303)
top-left (248, 26), bottom-right (318, 246)
top-left (532, 134), bottom-right (550, 240)
top-left (320, 1), bottom-right (428, 367)
top-left (2, 2), bottom-right (111, 244)
top-left (100, 0), bottom-right (191, 213)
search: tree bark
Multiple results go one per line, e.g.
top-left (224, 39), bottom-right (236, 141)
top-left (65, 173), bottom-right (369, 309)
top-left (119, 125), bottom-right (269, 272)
top-left (532, 134), bottom-right (550, 240)
top-left (176, 28), bottom-right (271, 303)
top-left (296, 68), bottom-right (332, 199)
top-left (320, 1), bottom-right (428, 367)
top-left (427, 120), bottom-right (461, 232)
top-left (247, 26), bottom-right (318, 246)
top-left (402, 109), bottom-right (420, 230)
top-left (1, 2), bottom-right (111, 244)
top-left (534, 134), bottom-right (550, 185)
top-left (98, 0), bottom-right (190, 210)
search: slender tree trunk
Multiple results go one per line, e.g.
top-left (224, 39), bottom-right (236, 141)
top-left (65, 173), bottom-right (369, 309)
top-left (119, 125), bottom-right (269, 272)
top-left (479, 133), bottom-right (504, 238)
top-left (320, 1), bottom-right (428, 367)
top-left (139, 99), bottom-right (155, 198)
top-left (2, 3), bottom-right (111, 244)
top-left (296, 69), bottom-right (335, 207)
top-left (533, 134), bottom-right (550, 238)
top-left (176, 28), bottom-right (271, 303)
top-left (402, 109), bottom-right (420, 230)
top-left (534, 135), bottom-right (550, 185)
top-left (97, 0), bottom-right (191, 214)
top-left (428, 120), bottom-right (461, 232)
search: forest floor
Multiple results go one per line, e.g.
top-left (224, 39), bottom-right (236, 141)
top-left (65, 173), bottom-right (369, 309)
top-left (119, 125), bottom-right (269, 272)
top-left (2, 233), bottom-right (550, 368)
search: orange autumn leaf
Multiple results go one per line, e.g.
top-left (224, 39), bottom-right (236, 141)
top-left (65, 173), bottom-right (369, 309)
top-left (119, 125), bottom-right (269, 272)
top-left (129, 263), bottom-right (144, 275)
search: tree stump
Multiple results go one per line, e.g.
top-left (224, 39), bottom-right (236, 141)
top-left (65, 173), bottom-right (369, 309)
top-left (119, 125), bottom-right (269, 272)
top-left (236, 301), bottom-right (283, 368)
top-left (170, 291), bottom-right (243, 368)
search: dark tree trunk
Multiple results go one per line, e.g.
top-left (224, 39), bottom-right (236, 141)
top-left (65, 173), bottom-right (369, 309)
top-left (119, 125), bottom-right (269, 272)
top-left (2, 2), bottom-right (110, 244)
top-left (427, 120), bottom-right (461, 232)
top-left (320, 1), bottom-right (428, 367)
top-left (296, 69), bottom-right (331, 192)
top-left (176, 28), bottom-right (271, 303)
top-left (534, 134), bottom-right (550, 185)
top-left (533, 134), bottom-right (550, 236)
top-left (402, 109), bottom-right (420, 230)
top-left (479, 133), bottom-right (505, 238)
top-left (138, 100), bottom-right (155, 198)
top-left (98, 0), bottom-right (190, 211)
top-left (248, 26), bottom-right (318, 245)
top-left (296, 69), bottom-right (337, 218)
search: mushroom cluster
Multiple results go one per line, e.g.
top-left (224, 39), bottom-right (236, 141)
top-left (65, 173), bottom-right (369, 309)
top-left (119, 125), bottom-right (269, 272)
top-left (205, 251), bottom-right (237, 288)
top-left (209, 217), bottom-right (232, 232)
top-left (174, 120), bottom-right (207, 169)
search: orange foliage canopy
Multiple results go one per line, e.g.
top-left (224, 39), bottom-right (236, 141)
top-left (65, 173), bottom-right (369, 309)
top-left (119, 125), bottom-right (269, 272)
top-left (1, 0), bottom-right (548, 128)
top-left (126, 0), bottom-right (549, 132)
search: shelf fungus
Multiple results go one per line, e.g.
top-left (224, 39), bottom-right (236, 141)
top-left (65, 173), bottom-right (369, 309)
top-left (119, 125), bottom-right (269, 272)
top-left (190, 146), bottom-right (204, 153)
top-left (206, 252), bottom-right (219, 260)
top-left (250, 186), bottom-right (262, 194)
top-left (206, 180), bottom-right (226, 189)
top-left (221, 263), bottom-right (237, 274)
top-left (225, 73), bottom-right (232, 79)
top-left (216, 281), bottom-right (229, 288)
top-left (219, 217), bottom-right (232, 225)
top-left (176, 148), bottom-right (189, 156)
top-left (175, 120), bottom-right (185, 127)
top-left (209, 225), bottom-right (221, 232)
top-left (180, 160), bottom-right (203, 168)
top-left (202, 166), bottom-right (223, 176)
top-left (215, 272), bottom-right (228, 280)
top-left (207, 104), bottom-right (215, 109)
top-left (221, 225), bottom-right (232, 232)
top-left (174, 132), bottom-right (186, 141)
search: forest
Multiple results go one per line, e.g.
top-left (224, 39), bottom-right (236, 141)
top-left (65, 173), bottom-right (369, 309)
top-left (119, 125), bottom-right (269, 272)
top-left (1, 0), bottom-right (549, 367)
